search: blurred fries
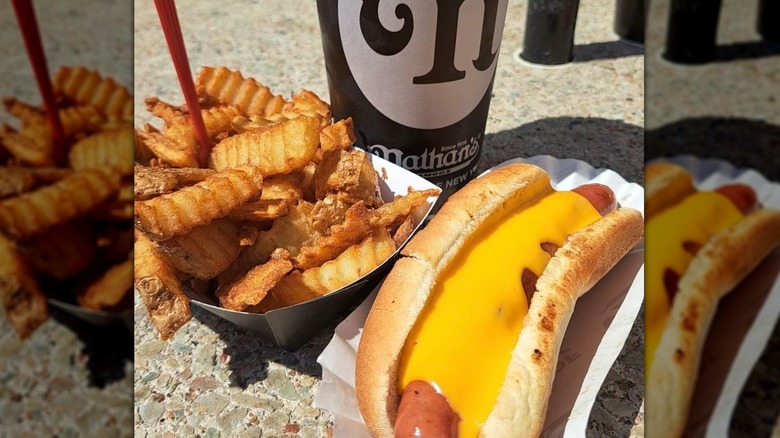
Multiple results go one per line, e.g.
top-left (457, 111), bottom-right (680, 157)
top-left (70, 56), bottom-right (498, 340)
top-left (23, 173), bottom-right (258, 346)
top-left (0, 67), bottom-right (133, 339)
top-left (134, 66), bottom-right (437, 340)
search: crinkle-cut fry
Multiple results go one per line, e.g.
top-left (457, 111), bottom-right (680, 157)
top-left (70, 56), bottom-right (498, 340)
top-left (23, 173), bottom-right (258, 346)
top-left (58, 105), bottom-right (105, 136)
top-left (0, 167), bottom-right (37, 198)
top-left (0, 166), bottom-right (73, 198)
top-left (209, 116), bottom-right (320, 174)
top-left (136, 123), bottom-right (197, 168)
top-left (227, 173), bottom-right (303, 221)
top-left (391, 213), bottom-right (416, 248)
top-left (0, 167), bottom-right (121, 238)
top-left (371, 188), bottom-right (440, 228)
top-left (0, 124), bottom-right (53, 166)
top-left (134, 127), bottom-right (156, 165)
top-left (217, 200), bottom-right (317, 286)
top-left (68, 127), bottom-right (134, 176)
top-left (196, 66), bottom-right (286, 117)
top-left (134, 165), bottom-right (216, 200)
top-left (77, 258), bottom-right (132, 310)
top-left (239, 224), bottom-right (259, 247)
top-left (3, 97), bottom-right (44, 125)
top-left (217, 250), bottom-right (293, 311)
top-left (320, 118), bottom-right (355, 153)
top-left (154, 219), bottom-right (242, 280)
top-left (0, 234), bottom-right (48, 339)
top-left (17, 220), bottom-right (97, 280)
top-left (145, 96), bottom-right (187, 127)
top-left (314, 148), bottom-right (384, 207)
top-left (140, 105), bottom-right (242, 168)
top-left (231, 114), bottom-right (289, 134)
top-left (253, 227), bottom-right (395, 313)
top-left (134, 234), bottom-right (191, 340)
top-left (53, 66), bottom-right (133, 121)
top-left (281, 89), bottom-right (332, 128)
top-left (96, 225), bottom-right (134, 265)
top-left (228, 199), bottom-right (292, 222)
top-left (294, 201), bottom-right (379, 270)
top-left (88, 200), bottom-right (133, 221)
top-left (134, 166), bottom-right (263, 241)
top-left (310, 194), bottom-right (353, 234)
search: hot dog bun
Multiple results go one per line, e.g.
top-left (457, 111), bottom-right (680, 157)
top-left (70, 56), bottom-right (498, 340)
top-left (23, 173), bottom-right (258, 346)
top-left (356, 163), bottom-right (644, 438)
top-left (645, 162), bottom-right (780, 438)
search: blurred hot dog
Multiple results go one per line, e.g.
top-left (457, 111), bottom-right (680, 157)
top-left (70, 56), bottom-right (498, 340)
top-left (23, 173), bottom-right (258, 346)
top-left (644, 162), bottom-right (780, 438)
top-left (356, 163), bottom-right (644, 438)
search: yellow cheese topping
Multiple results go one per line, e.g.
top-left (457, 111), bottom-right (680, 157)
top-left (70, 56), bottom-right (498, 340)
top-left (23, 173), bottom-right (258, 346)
top-left (645, 192), bottom-right (743, 370)
top-left (398, 191), bottom-right (601, 438)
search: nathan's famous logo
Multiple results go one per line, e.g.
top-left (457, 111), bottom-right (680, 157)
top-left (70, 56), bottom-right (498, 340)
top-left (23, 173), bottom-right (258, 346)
top-left (369, 134), bottom-right (481, 178)
top-left (339, 0), bottom-right (507, 130)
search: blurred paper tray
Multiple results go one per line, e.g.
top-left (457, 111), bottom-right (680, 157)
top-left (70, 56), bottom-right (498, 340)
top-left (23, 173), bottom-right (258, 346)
top-left (314, 155), bottom-right (646, 437)
top-left (183, 152), bottom-right (441, 351)
top-left (48, 298), bottom-right (132, 331)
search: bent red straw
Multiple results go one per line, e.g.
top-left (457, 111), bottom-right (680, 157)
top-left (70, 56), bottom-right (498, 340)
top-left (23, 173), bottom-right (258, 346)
top-left (154, 0), bottom-right (213, 168)
top-left (11, 0), bottom-right (66, 165)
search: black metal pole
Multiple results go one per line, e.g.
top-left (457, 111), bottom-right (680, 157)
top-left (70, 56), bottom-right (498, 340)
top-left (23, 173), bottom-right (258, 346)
top-left (663, 0), bottom-right (722, 64)
top-left (615, 0), bottom-right (646, 43)
top-left (521, 0), bottom-right (581, 65)
top-left (758, 0), bottom-right (780, 42)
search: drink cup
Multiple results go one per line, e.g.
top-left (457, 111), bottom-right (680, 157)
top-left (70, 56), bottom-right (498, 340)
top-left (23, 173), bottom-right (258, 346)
top-left (316, 0), bottom-right (509, 209)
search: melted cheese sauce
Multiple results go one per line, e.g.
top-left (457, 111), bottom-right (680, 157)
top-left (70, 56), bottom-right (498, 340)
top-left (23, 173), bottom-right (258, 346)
top-left (645, 192), bottom-right (743, 369)
top-left (398, 191), bottom-right (601, 438)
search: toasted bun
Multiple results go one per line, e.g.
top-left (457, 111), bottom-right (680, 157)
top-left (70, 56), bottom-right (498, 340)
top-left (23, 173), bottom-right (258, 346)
top-left (645, 162), bottom-right (696, 219)
top-left (356, 163), bottom-right (644, 438)
top-left (647, 208), bottom-right (780, 437)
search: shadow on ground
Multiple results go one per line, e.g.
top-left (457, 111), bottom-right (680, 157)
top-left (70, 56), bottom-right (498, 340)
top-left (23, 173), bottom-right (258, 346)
top-left (646, 117), bottom-right (780, 181)
top-left (49, 307), bottom-right (133, 388)
top-left (482, 116), bottom-right (644, 183)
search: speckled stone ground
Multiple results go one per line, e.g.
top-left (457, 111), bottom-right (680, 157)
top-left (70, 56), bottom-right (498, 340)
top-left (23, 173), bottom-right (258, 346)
top-left (133, 0), bottom-right (644, 436)
top-left (0, 1), bottom-right (133, 436)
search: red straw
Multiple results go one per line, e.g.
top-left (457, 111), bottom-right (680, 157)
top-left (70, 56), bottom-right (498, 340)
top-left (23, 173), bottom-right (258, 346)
top-left (11, 0), bottom-right (66, 165)
top-left (154, 0), bottom-right (212, 168)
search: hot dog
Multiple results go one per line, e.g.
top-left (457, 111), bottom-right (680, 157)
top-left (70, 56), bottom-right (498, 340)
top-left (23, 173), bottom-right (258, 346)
top-left (645, 162), bottom-right (780, 438)
top-left (355, 163), bottom-right (644, 438)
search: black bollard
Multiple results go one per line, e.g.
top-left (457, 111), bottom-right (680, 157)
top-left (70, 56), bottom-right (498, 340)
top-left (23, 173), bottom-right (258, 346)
top-left (758, 0), bottom-right (780, 42)
top-left (521, 0), bottom-right (581, 65)
top-left (663, 0), bottom-right (722, 64)
top-left (615, 0), bottom-right (646, 43)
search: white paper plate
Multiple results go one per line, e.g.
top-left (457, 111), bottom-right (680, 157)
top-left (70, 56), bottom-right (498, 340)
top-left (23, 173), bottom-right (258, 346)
top-left (314, 155), bottom-right (646, 438)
